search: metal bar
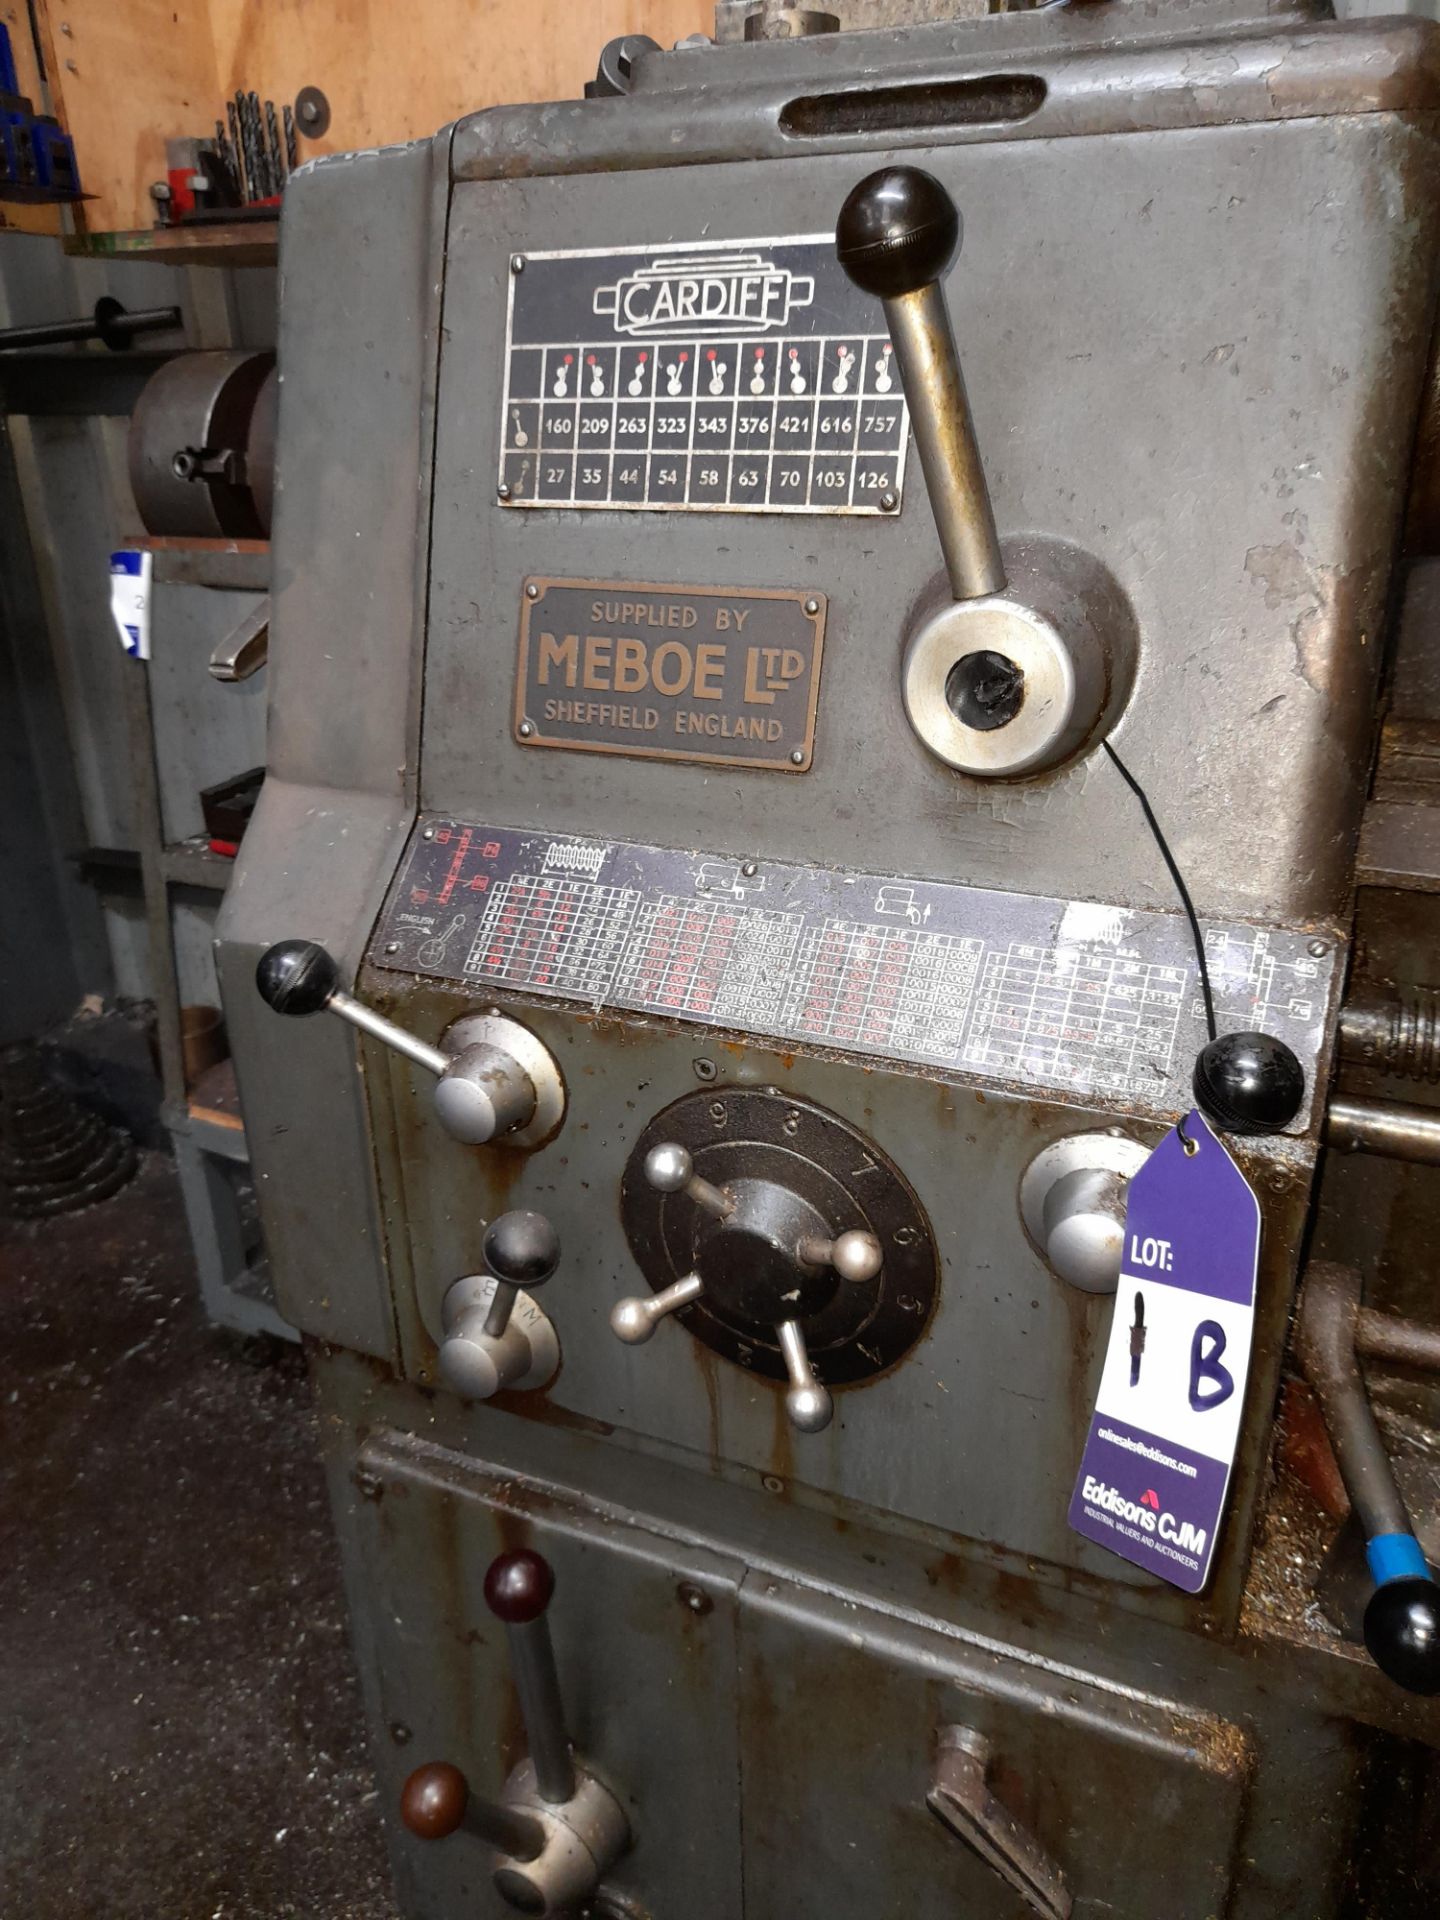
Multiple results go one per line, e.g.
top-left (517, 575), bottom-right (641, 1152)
top-left (0, 306), bottom-right (181, 353)
top-left (1296, 1263), bottom-right (1410, 1542)
top-left (1355, 1307), bottom-right (1440, 1374)
top-left (1325, 1094), bottom-right (1440, 1166)
top-left (881, 280), bottom-right (1005, 601)
top-left (463, 1795), bottom-right (547, 1862)
top-left (505, 1616), bottom-right (576, 1804)
top-left (327, 990), bottom-right (450, 1077)
top-left (482, 1281), bottom-right (519, 1340)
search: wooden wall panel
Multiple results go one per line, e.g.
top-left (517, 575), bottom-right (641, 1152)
top-left (1, 2), bottom-right (61, 238)
top-left (35, 0), bottom-right (715, 240)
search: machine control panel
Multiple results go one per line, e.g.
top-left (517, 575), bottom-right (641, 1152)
top-left (498, 234), bottom-right (910, 515)
top-left (371, 819), bottom-right (1339, 1123)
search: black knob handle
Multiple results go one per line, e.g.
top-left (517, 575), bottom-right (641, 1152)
top-left (1363, 1577), bottom-right (1440, 1696)
top-left (1192, 1030), bottom-right (1306, 1137)
top-left (483, 1211), bottom-right (561, 1290)
top-left (254, 938), bottom-right (338, 1016)
top-left (485, 1547), bottom-right (555, 1626)
top-left (836, 165), bottom-right (960, 301)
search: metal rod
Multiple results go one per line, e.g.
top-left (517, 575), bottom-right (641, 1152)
top-left (0, 305), bottom-right (181, 353)
top-left (463, 1795), bottom-right (547, 1862)
top-left (883, 280), bottom-right (1006, 601)
top-left (1296, 1263), bottom-right (1411, 1541)
top-left (1355, 1307), bottom-right (1440, 1374)
top-left (1325, 1094), bottom-right (1440, 1166)
top-left (482, 1280), bottom-right (519, 1340)
top-left (505, 1616), bottom-right (576, 1804)
top-left (327, 989), bottom-right (450, 1077)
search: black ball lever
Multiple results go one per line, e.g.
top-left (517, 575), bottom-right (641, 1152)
top-left (254, 937), bottom-right (339, 1016)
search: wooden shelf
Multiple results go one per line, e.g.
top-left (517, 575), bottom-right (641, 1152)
top-left (71, 220), bottom-right (278, 268)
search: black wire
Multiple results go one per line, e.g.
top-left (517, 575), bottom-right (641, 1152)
top-left (1103, 741), bottom-right (1217, 1046)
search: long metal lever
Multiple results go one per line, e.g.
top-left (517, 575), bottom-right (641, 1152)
top-left (1295, 1263), bottom-right (1440, 1694)
top-left (485, 1549), bottom-right (576, 1805)
top-left (836, 166), bottom-right (1004, 603)
top-left (929, 1724), bottom-right (1073, 1920)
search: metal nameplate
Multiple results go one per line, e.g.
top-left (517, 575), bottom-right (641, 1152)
top-left (515, 578), bottom-right (824, 773)
top-left (371, 823), bottom-right (1340, 1127)
top-left (499, 235), bottom-right (909, 516)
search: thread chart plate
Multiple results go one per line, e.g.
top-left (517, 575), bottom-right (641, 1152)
top-left (372, 822), bottom-right (1339, 1127)
top-left (498, 235), bottom-right (909, 515)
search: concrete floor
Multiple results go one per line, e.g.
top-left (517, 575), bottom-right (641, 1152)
top-left (0, 1151), bottom-right (398, 1919)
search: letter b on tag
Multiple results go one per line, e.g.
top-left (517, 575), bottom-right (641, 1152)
top-left (1189, 1319), bottom-right (1235, 1413)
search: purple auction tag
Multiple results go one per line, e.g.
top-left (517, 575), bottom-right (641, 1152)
top-left (1068, 1110), bottom-right (1260, 1593)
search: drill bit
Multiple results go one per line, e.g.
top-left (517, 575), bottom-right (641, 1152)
top-left (234, 90), bottom-right (255, 201)
top-left (247, 91), bottom-right (269, 197)
top-left (265, 98), bottom-right (284, 187)
top-left (283, 103), bottom-right (297, 172)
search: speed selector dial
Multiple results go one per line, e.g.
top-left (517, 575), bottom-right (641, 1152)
top-left (255, 939), bottom-right (565, 1148)
top-left (615, 1089), bottom-right (937, 1434)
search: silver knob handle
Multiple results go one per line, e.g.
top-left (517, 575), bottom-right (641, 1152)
top-left (777, 1319), bottom-right (832, 1434)
top-left (611, 1270), bottom-right (705, 1345)
top-left (797, 1229), bottom-right (883, 1283)
top-left (255, 941), bottom-right (560, 1148)
top-left (643, 1141), bottom-right (735, 1218)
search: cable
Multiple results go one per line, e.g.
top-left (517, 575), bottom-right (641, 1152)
top-left (1103, 741), bottom-right (1217, 1046)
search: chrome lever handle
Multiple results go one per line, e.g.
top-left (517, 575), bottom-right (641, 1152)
top-left (255, 939), bottom-right (563, 1147)
top-left (485, 1549), bottom-right (575, 1805)
top-left (837, 166), bottom-right (1004, 605)
top-left (928, 1725), bottom-right (1073, 1920)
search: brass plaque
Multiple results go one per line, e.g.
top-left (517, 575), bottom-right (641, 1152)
top-left (514, 578), bottom-right (825, 773)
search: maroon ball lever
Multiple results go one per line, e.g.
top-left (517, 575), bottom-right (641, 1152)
top-left (484, 1547), bottom-right (555, 1625)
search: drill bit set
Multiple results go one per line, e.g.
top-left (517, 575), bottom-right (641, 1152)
top-left (214, 93), bottom-right (299, 205)
top-left (155, 91), bottom-right (309, 226)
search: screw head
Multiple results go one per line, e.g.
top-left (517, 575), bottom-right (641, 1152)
top-left (497, 482), bottom-right (512, 501)
top-left (517, 719), bottom-right (535, 739)
top-left (511, 254), bottom-right (525, 274)
top-left (525, 581), bottom-right (539, 598)
top-left (1307, 938), bottom-right (1329, 959)
top-left (422, 826), bottom-right (436, 840)
top-left (693, 1057), bottom-right (717, 1082)
top-left (741, 861), bottom-right (758, 877)
top-left (790, 748), bottom-right (806, 766)
top-left (384, 941), bottom-right (399, 955)
top-left (879, 490), bottom-right (898, 511)
top-left (803, 596), bottom-right (820, 616)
